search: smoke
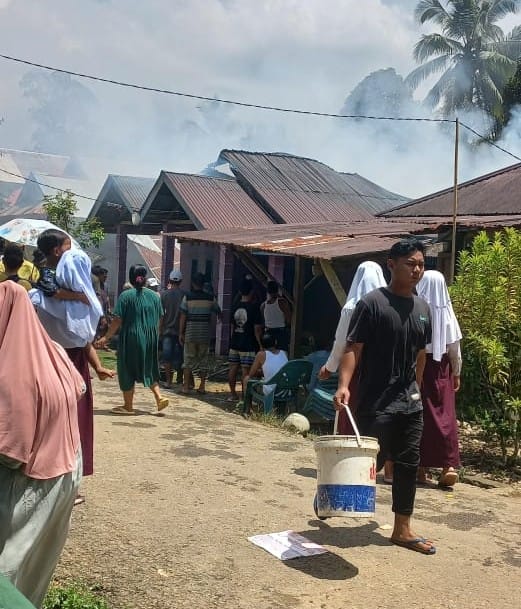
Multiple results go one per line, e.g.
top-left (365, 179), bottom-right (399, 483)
top-left (0, 0), bottom-right (519, 204)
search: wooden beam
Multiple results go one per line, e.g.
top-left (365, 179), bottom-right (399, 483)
top-left (231, 247), bottom-right (294, 307)
top-left (289, 256), bottom-right (304, 359)
top-left (319, 259), bottom-right (346, 307)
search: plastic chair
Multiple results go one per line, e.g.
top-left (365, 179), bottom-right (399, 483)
top-left (302, 374), bottom-right (338, 421)
top-left (243, 359), bottom-right (313, 415)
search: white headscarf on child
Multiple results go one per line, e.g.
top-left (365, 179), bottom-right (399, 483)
top-left (416, 270), bottom-right (462, 362)
top-left (30, 249), bottom-right (102, 343)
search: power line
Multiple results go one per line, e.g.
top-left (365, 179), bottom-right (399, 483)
top-left (459, 122), bottom-right (521, 162)
top-left (0, 53), bottom-right (455, 124)
top-left (0, 166), bottom-right (97, 201)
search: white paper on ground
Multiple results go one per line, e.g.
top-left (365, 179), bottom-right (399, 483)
top-left (248, 530), bottom-right (328, 561)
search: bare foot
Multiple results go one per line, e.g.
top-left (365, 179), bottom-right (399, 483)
top-left (96, 367), bottom-right (115, 381)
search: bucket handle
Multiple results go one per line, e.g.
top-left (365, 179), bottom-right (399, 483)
top-left (333, 403), bottom-right (363, 447)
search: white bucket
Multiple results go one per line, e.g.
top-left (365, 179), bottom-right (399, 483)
top-left (313, 405), bottom-right (379, 518)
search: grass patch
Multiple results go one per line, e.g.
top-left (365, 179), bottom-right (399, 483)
top-left (96, 350), bottom-right (117, 369)
top-left (43, 582), bottom-right (110, 609)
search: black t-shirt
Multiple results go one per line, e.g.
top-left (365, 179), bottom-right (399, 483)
top-left (347, 287), bottom-right (432, 416)
top-left (230, 300), bottom-right (262, 352)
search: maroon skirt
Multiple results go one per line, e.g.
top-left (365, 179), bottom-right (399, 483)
top-left (66, 347), bottom-right (94, 476)
top-left (420, 354), bottom-right (460, 468)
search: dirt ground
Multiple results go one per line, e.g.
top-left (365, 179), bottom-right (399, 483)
top-left (54, 378), bottom-right (521, 609)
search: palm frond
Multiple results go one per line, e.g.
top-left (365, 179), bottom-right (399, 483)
top-left (476, 71), bottom-right (504, 110)
top-left (413, 33), bottom-right (463, 62)
top-left (486, 38), bottom-right (521, 61)
top-left (405, 54), bottom-right (452, 90)
top-left (487, 0), bottom-right (521, 24)
top-left (424, 64), bottom-right (461, 109)
top-left (415, 0), bottom-right (452, 25)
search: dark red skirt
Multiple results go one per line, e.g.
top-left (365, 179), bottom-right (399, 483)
top-left (66, 347), bottom-right (94, 476)
top-left (420, 354), bottom-right (460, 468)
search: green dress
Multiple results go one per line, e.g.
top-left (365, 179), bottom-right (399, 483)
top-left (113, 287), bottom-right (163, 391)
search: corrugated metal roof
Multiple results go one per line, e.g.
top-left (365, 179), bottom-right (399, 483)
top-left (168, 216), bottom-right (521, 260)
top-left (220, 150), bottom-right (378, 223)
top-left (384, 162), bottom-right (521, 217)
top-left (111, 175), bottom-right (156, 212)
top-left (339, 173), bottom-right (409, 214)
top-left (161, 172), bottom-right (274, 229)
top-left (0, 148), bottom-right (71, 178)
top-left (0, 154), bottom-right (24, 184)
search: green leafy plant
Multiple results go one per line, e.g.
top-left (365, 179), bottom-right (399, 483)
top-left (451, 228), bottom-right (521, 463)
top-left (43, 583), bottom-right (110, 609)
top-left (42, 190), bottom-right (105, 249)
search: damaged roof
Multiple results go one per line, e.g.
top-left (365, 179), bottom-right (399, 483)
top-left (219, 150), bottom-right (379, 223)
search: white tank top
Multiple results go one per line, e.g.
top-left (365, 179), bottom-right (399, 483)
top-left (262, 349), bottom-right (288, 395)
top-left (263, 298), bottom-right (286, 329)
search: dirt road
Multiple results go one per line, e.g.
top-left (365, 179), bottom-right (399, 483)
top-left (55, 379), bottom-right (521, 609)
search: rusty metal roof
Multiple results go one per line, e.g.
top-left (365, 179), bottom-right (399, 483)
top-left (219, 150), bottom-right (377, 223)
top-left (140, 172), bottom-right (274, 230)
top-left (384, 162), bottom-right (521, 217)
top-left (339, 173), bottom-right (409, 214)
top-left (167, 216), bottom-right (521, 260)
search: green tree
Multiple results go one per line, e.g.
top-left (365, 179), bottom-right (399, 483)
top-left (42, 190), bottom-right (105, 249)
top-left (406, 1), bottom-right (521, 117)
top-left (450, 228), bottom-right (521, 463)
top-left (496, 60), bottom-right (521, 132)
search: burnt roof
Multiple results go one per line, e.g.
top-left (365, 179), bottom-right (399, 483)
top-left (384, 162), bottom-right (521, 217)
top-left (339, 173), bottom-right (408, 214)
top-left (219, 150), bottom-right (376, 223)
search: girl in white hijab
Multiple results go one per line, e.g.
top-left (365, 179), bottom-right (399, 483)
top-left (416, 270), bottom-right (462, 487)
top-left (320, 260), bottom-right (387, 377)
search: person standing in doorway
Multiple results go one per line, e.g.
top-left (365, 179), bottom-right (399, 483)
top-left (260, 280), bottom-right (291, 352)
top-left (228, 278), bottom-right (263, 401)
top-left (179, 272), bottom-right (221, 395)
top-left (160, 270), bottom-right (187, 388)
top-left (335, 239), bottom-right (435, 555)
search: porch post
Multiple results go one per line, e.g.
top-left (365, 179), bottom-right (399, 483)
top-left (161, 223), bottom-right (175, 288)
top-left (116, 223), bottom-right (129, 295)
top-left (215, 244), bottom-right (234, 356)
top-left (289, 256), bottom-right (304, 358)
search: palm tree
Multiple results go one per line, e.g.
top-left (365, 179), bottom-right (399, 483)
top-left (406, 0), bottom-right (521, 117)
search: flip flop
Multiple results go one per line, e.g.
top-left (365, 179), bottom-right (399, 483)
top-left (391, 537), bottom-right (436, 555)
top-left (111, 406), bottom-right (135, 415)
top-left (157, 398), bottom-right (169, 412)
top-left (74, 495), bottom-right (85, 506)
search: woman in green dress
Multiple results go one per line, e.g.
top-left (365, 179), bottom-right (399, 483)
top-left (97, 265), bottom-right (169, 414)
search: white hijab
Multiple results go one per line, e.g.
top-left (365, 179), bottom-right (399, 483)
top-left (344, 260), bottom-right (387, 312)
top-left (30, 249), bottom-right (103, 343)
top-left (416, 270), bottom-right (462, 362)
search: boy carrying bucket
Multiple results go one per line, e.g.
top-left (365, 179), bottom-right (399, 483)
top-left (334, 239), bottom-right (435, 555)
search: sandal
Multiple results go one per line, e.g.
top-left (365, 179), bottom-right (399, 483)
top-left (111, 406), bottom-right (135, 415)
top-left (439, 468), bottom-right (459, 487)
top-left (157, 398), bottom-right (169, 412)
top-left (391, 536), bottom-right (436, 555)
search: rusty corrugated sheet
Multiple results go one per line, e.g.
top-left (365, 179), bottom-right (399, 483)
top-left (384, 162), bottom-right (521, 217)
top-left (168, 215), bottom-right (521, 260)
top-left (111, 175), bottom-right (156, 212)
top-left (220, 150), bottom-right (377, 223)
top-left (164, 172), bottom-right (274, 229)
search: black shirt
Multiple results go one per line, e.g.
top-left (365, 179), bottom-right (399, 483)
top-left (230, 300), bottom-right (262, 352)
top-left (160, 287), bottom-right (186, 336)
top-left (347, 287), bottom-right (432, 416)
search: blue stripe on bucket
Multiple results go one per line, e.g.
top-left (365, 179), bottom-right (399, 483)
top-left (317, 484), bottom-right (375, 513)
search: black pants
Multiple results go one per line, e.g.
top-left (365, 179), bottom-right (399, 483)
top-left (358, 411), bottom-right (423, 516)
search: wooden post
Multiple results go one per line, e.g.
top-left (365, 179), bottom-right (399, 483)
top-left (289, 256), bottom-right (304, 359)
top-left (161, 222), bottom-right (175, 288)
top-left (116, 223), bottom-right (129, 295)
top-left (215, 245), bottom-right (234, 356)
top-left (319, 259), bottom-right (346, 306)
top-left (449, 118), bottom-right (460, 285)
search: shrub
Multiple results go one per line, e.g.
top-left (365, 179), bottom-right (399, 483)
top-left (43, 583), bottom-right (110, 609)
top-left (450, 229), bottom-right (521, 463)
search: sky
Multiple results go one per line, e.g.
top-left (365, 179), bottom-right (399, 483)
top-left (0, 0), bottom-right (520, 207)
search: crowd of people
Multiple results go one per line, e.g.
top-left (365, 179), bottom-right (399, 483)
top-left (0, 233), bottom-right (464, 605)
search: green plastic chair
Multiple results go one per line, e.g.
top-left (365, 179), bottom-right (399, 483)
top-left (243, 359), bottom-right (313, 415)
top-left (302, 374), bottom-right (339, 421)
top-left (0, 575), bottom-right (36, 609)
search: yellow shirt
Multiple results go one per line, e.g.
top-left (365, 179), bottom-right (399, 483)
top-left (0, 276), bottom-right (33, 291)
top-left (0, 259), bottom-right (39, 283)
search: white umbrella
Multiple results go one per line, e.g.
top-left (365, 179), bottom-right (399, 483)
top-left (0, 218), bottom-right (81, 250)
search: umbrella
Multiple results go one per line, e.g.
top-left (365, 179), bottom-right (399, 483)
top-left (0, 218), bottom-right (81, 250)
